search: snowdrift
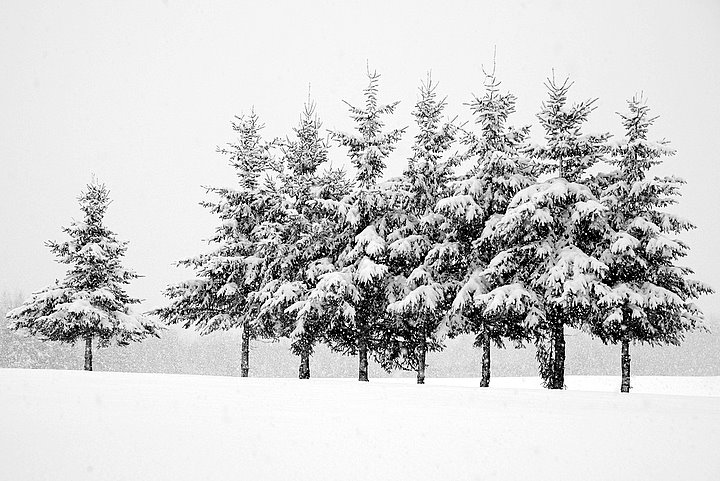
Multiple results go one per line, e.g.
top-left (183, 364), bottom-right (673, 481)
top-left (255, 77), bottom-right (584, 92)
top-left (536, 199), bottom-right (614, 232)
top-left (1, 369), bottom-right (718, 480)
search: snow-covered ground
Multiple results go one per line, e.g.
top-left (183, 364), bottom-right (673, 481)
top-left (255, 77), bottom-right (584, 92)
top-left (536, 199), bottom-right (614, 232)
top-left (378, 375), bottom-right (720, 396)
top-left (1, 369), bottom-right (718, 480)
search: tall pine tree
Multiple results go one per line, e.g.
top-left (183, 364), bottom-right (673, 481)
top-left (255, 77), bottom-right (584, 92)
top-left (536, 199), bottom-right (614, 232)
top-left (481, 76), bottom-right (610, 389)
top-left (383, 75), bottom-right (459, 384)
top-left (297, 68), bottom-right (405, 381)
top-left (155, 111), bottom-right (278, 377)
top-left (437, 65), bottom-right (534, 387)
top-left (594, 95), bottom-right (713, 392)
top-left (253, 99), bottom-right (351, 379)
top-left (7, 179), bottom-right (160, 370)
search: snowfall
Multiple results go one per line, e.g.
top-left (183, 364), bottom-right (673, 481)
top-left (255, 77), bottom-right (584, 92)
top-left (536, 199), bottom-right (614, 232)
top-left (0, 369), bottom-right (718, 480)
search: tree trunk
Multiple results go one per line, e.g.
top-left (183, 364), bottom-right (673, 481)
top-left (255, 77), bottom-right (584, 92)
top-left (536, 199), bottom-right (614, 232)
top-left (621, 339), bottom-right (631, 393)
top-left (480, 330), bottom-right (491, 388)
top-left (417, 334), bottom-right (427, 385)
top-left (299, 350), bottom-right (310, 379)
top-left (240, 323), bottom-right (250, 378)
top-left (550, 322), bottom-right (565, 389)
top-left (358, 333), bottom-right (369, 382)
top-left (84, 334), bottom-right (93, 371)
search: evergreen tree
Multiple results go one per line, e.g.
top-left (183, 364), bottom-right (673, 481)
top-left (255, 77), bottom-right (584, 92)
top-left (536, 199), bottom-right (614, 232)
top-left (297, 68), bottom-right (405, 381)
top-left (594, 95), bottom-right (713, 392)
top-left (481, 76), bottom-right (610, 389)
top-left (155, 111), bottom-right (278, 377)
top-left (436, 65), bottom-right (534, 387)
top-left (7, 179), bottom-right (160, 370)
top-left (253, 99), bottom-right (352, 379)
top-left (383, 75), bottom-right (459, 384)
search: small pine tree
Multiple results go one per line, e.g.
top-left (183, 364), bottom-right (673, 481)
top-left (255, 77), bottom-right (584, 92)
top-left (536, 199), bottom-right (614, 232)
top-left (437, 64), bottom-right (534, 387)
top-left (6, 179), bottom-right (160, 370)
top-left (155, 111), bottom-right (278, 377)
top-left (383, 74), bottom-right (459, 384)
top-left (594, 95), bottom-right (713, 392)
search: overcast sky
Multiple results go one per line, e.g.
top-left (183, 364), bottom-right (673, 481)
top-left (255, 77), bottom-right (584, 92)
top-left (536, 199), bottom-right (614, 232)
top-left (1, 0), bottom-right (719, 316)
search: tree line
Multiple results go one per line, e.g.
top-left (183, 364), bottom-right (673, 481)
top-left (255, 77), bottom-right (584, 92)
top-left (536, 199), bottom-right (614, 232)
top-left (7, 64), bottom-right (712, 392)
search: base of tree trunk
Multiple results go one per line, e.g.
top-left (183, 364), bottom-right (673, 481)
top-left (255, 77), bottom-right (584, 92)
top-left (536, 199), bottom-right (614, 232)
top-left (417, 343), bottom-right (426, 385)
top-left (240, 324), bottom-right (250, 378)
top-left (84, 335), bottom-right (93, 371)
top-left (480, 330), bottom-right (490, 388)
top-left (621, 339), bottom-right (631, 393)
top-left (358, 338), bottom-right (369, 382)
top-left (549, 323), bottom-right (565, 390)
top-left (299, 352), bottom-right (310, 379)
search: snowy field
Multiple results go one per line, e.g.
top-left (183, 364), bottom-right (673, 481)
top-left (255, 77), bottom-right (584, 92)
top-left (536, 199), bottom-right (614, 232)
top-left (1, 369), bottom-right (718, 480)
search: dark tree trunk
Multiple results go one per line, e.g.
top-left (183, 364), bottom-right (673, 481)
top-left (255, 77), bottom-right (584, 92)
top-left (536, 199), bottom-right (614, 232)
top-left (550, 322), bottom-right (565, 389)
top-left (621, 339), bottom-right (631, 393)
top-left (299, 351), bottom-right (310, 379)
top-left (480, 330), bottom-right (491, 388)
top-left (417, 333), bottom-right (427, 385)
top-left (240, 323), bottom-right (250, 378)
top-left (358, 333), bottom-right (369, 382)
top-left (84, 334), bottom-right (93, 371)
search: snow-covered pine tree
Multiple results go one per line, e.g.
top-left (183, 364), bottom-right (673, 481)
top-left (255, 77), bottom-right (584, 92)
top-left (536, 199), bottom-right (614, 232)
top-left (154, 111), bottom-right (278, 377)
top-left (253, 99), bottom-right (352, 379)
top-left (295, 68), bottom-right (405, 381)
top-left (481, 76), bottom-right (610, 389)
top-left (383, 75), bottom-right (459, 384)
top-left (436, 65), bottom-right (535, 387)
top-left (594, 95), bottom-right (713, 392)
top-left (6, 179), bottom-right (160, 370)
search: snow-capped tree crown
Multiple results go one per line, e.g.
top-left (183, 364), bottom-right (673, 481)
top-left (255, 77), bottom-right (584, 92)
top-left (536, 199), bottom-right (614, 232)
top-left (217, 110), bottom-right (277, 190)
top-left (604, 95), bottom-right (681, 227)
top-left (439, 67), bottom-right (535, 335)
top-left (475, 76), bottom-right (611, 357)
top-left (386, 75), bottom-right (458, 320)
top-left (283, 100), bottom-right (329, 177)
top-left (7, 179), bottom-right (159, 346)
top-left (594, 96), bottom-right (713, 345)
top-left (157, 111), bottom-right (280, 335)
top-left (332, 69), bottom-right (406, 188)
top-left (466, 65), bottom-right (527, 157)
top-left (253, 99), bottom-right (353, 355)
top-left (438, 67), bottom-right (534, 233)
top-left (529, 75), bottom-right (608, 181)
top-left (404, 75), bottom-right (459, 213)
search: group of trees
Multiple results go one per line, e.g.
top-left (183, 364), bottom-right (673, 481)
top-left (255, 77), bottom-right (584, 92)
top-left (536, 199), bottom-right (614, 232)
top-left (155, 65), bottom-right (712, 392)
top-left (6, 64), bottom-right (711, 392)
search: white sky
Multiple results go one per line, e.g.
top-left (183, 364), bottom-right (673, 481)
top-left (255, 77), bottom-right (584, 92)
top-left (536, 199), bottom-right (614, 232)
top-left (1, 0), bottom-right (719, 315)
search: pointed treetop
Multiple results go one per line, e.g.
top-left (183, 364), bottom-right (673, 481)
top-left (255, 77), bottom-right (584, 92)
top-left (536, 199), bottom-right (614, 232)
top-left (609, 94), bottom-right (675, 182)
top-left (78, 177), bottom-right (111, 224)
top-left (468, 59), bottom-right (521, 153)
top-left (217, 110), bottom-right (276, 190)
top-left (282, 97), bottom-right (328, 177)
top-left (406, 73), bottom-right (458, 206)
top-left (333, 67), bottom-right (406, 188)
top-left (532, 73), bottom-right (607, 181)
